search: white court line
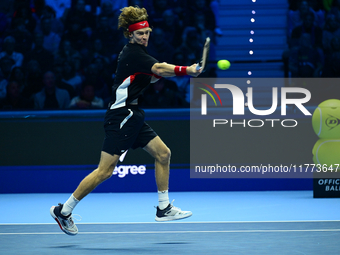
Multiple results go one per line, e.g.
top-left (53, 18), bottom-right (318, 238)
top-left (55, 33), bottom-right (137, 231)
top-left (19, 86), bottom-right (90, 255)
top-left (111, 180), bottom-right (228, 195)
top-left (1, 229), bottom-right (340, 235)
top-left (1, 220), bottom-right (340, 225)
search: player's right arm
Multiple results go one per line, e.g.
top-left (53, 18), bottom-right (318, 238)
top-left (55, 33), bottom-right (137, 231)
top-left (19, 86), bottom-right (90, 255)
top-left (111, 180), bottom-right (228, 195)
top-left (151, 62), bottom-right (202, 78)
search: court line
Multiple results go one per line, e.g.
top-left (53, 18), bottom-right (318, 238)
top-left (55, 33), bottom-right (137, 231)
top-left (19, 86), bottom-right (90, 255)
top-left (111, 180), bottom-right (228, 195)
top-left (1, 220), bottom-right (340, 225)
top-left (1, 229), bottom-right (340, 235)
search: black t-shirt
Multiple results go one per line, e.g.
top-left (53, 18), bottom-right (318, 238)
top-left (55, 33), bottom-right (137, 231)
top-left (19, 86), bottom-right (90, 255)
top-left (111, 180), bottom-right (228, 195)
top-left (110, 43), bottom-right (158, 109)
top-left (44, 92), bottom-right (59, 109)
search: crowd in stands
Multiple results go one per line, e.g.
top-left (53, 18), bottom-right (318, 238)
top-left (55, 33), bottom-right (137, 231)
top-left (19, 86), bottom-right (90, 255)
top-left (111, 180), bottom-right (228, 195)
top-left (285, 0), bottom-right (340, 78)
top-left (0, 0), bottom-right (221, 110)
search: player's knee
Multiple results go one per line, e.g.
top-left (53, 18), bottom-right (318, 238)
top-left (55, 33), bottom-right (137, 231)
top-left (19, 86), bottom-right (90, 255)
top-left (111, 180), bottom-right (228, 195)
top-left (157, 147), bottom-right (171, 165)
top-left (97, 166), bottom-right (114, 181)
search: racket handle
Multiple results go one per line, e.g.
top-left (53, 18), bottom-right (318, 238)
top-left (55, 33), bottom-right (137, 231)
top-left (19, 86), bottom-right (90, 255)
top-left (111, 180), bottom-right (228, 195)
top-left (196, 64), bottom-right (201, 70)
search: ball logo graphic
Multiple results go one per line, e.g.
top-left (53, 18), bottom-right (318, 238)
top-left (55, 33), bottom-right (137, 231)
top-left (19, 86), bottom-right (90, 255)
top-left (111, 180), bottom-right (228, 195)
top-left (325, 115), bottom-right (340, 130)
top-left (312, 99), bottom-right (340, 139)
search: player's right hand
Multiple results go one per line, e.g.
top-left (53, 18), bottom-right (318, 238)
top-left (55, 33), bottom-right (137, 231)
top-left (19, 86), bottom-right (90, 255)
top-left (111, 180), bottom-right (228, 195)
top-left (187, 64), bottom-right (202, 77)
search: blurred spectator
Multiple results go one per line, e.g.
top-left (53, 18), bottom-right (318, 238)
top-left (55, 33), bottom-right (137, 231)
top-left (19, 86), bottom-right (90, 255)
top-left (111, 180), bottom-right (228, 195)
top-left (24, 32), bottom-right (54, 73)
top-left (45, 0), bottom-right (71, 19)
top-left (0, 1), bottom-right (14, 27)
top-left (111, 0), bottom-right (128, 10)
top-left (98, 1), bottom-right (119, 29)
top-left (12, 3), bottom-right (37, 33)
top-left (0, 0), bottom-right (221, 111)
top-left (128, 0), bottom-right (144, 7)
top-left (91, 15), bottom-right (125, 61)
top-left (322, 36), bottom-right (340, 77)
top-left (194, 12), bottom-right (214, 44)
top-left (0, 55), bottom-right (15, 80)
top-left (0, 36), bottom-right (24, 67)
top-left (309, 0), bottom-right (325, 12)
top-left (289, 33), bottom-right (323, 77)
top-left (324, 0), bottom-right (334, 11)
top-left (0, 80), bottom-right (29, 110)
top-left (0, 64), bottom-right (8, 99)
top-left (35, 5), bottom-right (65, 37)
top-left (144, 0), bottom-right (186, 21)
top-left (167, 51), bottom-right (190, 104)
top-left (158, 9), bottom-right (184, 48)
top-left (71, 52), bottom-right (84, 76)
top-left (61, 60), bottom-right (83, 94)
top-left (86, 38), bottom-right (111, 65)
top-left (147, 28), bottom-right (174, 63)
top-left (322, 14), bottom-right (340, 54)
top-left (209, 0), bottom-right (223, 36)
top-left (328, 0), bottom-right (340, 17)
top-left (69, 83), bottom-right (104, 109)
top-left (0, 12), bottom-right (10, 46)
top-left (64, 0), bottom-right (96, 33)
top-left (8, 17), bottom-right (34, 55)
top-left (83, 63), bottom-right (110, 101)
top-left (148, 0), bottom-right (168, 27)
top-left (290, 11), bottom-right (323, 48)
top-left (184, 0), bottom-right (216, 35)
top-left (8, 66), bottom-right (26, 92)
top-left (32, 0), bottom-right (47, 19)
top-left (179, 28), bottom-right (203, 65)
top-left (142, 79), bottom-right (185, 108)
top-left (92, 56), bottom-right (113, 90)
top-left (21, 60), bottom-right (44, 102)
top-left (41, 16), bottom-right (61, 55)
top-left (288, 0), bottom-right (325, 37)
top-left (53, 64), bottom-right (77, 99)
top-left (61, 17), bottom-right (90, 52)
top-left (34, 71), bottom-right (70, 109)
top-left (56, 39), bottom-right (80, 64)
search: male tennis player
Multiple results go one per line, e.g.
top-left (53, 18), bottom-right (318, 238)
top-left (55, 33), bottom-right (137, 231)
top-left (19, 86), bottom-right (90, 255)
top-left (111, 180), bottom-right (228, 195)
top-left (50, 6), bottom-right (202, 235)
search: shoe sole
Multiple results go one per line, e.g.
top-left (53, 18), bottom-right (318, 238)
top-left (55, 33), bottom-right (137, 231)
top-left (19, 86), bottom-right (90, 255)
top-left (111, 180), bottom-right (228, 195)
top-left (155, 212), bottom-right (193, 222)
top-left (50, 206), bottom-right (78, 236)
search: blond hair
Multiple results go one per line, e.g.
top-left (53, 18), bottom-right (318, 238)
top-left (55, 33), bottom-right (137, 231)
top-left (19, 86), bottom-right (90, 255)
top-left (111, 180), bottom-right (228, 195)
top-left (118, 6), bottom-right (151, 38)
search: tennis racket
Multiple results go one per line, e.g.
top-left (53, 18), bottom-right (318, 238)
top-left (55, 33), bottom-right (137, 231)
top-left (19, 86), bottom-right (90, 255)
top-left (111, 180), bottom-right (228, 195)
top-left (196, 37), bottom-right (210, 72)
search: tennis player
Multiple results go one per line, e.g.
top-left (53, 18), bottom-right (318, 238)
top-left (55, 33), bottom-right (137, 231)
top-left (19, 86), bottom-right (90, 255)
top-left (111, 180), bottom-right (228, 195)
top-left (50, 6), bottom-right (202, 235)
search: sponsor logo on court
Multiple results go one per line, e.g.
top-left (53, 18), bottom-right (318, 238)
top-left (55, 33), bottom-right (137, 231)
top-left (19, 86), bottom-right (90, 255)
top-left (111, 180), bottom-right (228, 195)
top-left (112, 165), bottom-right (146, 178)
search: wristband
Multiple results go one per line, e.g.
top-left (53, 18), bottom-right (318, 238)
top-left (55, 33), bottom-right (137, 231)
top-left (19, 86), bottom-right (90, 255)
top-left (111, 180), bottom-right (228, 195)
top-left (174, 66), bottom-right (187, 76)
top-left (153, 74), bottom-right (162, 79)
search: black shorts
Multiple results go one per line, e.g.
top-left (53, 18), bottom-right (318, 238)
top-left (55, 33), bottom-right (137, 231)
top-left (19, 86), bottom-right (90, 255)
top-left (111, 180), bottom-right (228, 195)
top-left (102, 105), bottom-right (157, 155)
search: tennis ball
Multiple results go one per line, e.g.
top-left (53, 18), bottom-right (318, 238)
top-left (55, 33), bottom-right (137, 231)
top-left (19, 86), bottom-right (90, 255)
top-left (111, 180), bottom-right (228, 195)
top-left (217, 60), bottom-right (230, 70)
top-left (312, 99), bottom-right (340, 139)
top-left (312, 139), bottom-right (340, 166)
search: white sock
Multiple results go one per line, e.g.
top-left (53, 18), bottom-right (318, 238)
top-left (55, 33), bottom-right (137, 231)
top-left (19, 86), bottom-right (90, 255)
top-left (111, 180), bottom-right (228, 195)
top-left (61, 194), bottom-right (79, 216)
top-left (158, 190), bottom-right (169, 210)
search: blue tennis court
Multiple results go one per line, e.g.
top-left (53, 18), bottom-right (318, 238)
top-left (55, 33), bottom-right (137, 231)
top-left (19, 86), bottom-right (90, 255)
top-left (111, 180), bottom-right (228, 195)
top-left (1, 191), bottom-right (339, 255)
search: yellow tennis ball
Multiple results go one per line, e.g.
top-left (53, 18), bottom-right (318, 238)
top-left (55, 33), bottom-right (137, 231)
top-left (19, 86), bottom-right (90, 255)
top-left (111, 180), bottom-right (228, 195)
top-left (312, 99), bottom-right (340, 139)
top-left (312, 139), bottom-right (340, 166)
top-left (217, 60), bottom-right (230, 70)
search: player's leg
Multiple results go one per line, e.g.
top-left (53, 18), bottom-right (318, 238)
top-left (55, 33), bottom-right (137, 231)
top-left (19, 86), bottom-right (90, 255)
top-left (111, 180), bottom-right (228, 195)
top-left (50, 151), bottom-right (119, 235)
top-left (143, 136), bottom-right (192, 221)
top-left (73, 152), bottom-right (119, 200)
top-left (143, 136), bottom-right (170, 192)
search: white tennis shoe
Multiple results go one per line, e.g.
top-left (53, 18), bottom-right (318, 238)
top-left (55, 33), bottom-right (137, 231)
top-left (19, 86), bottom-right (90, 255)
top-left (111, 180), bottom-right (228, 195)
top-left (155, 200), bottom-right (192, 221)
top-left (50, 203), bottom-right (78, 235)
